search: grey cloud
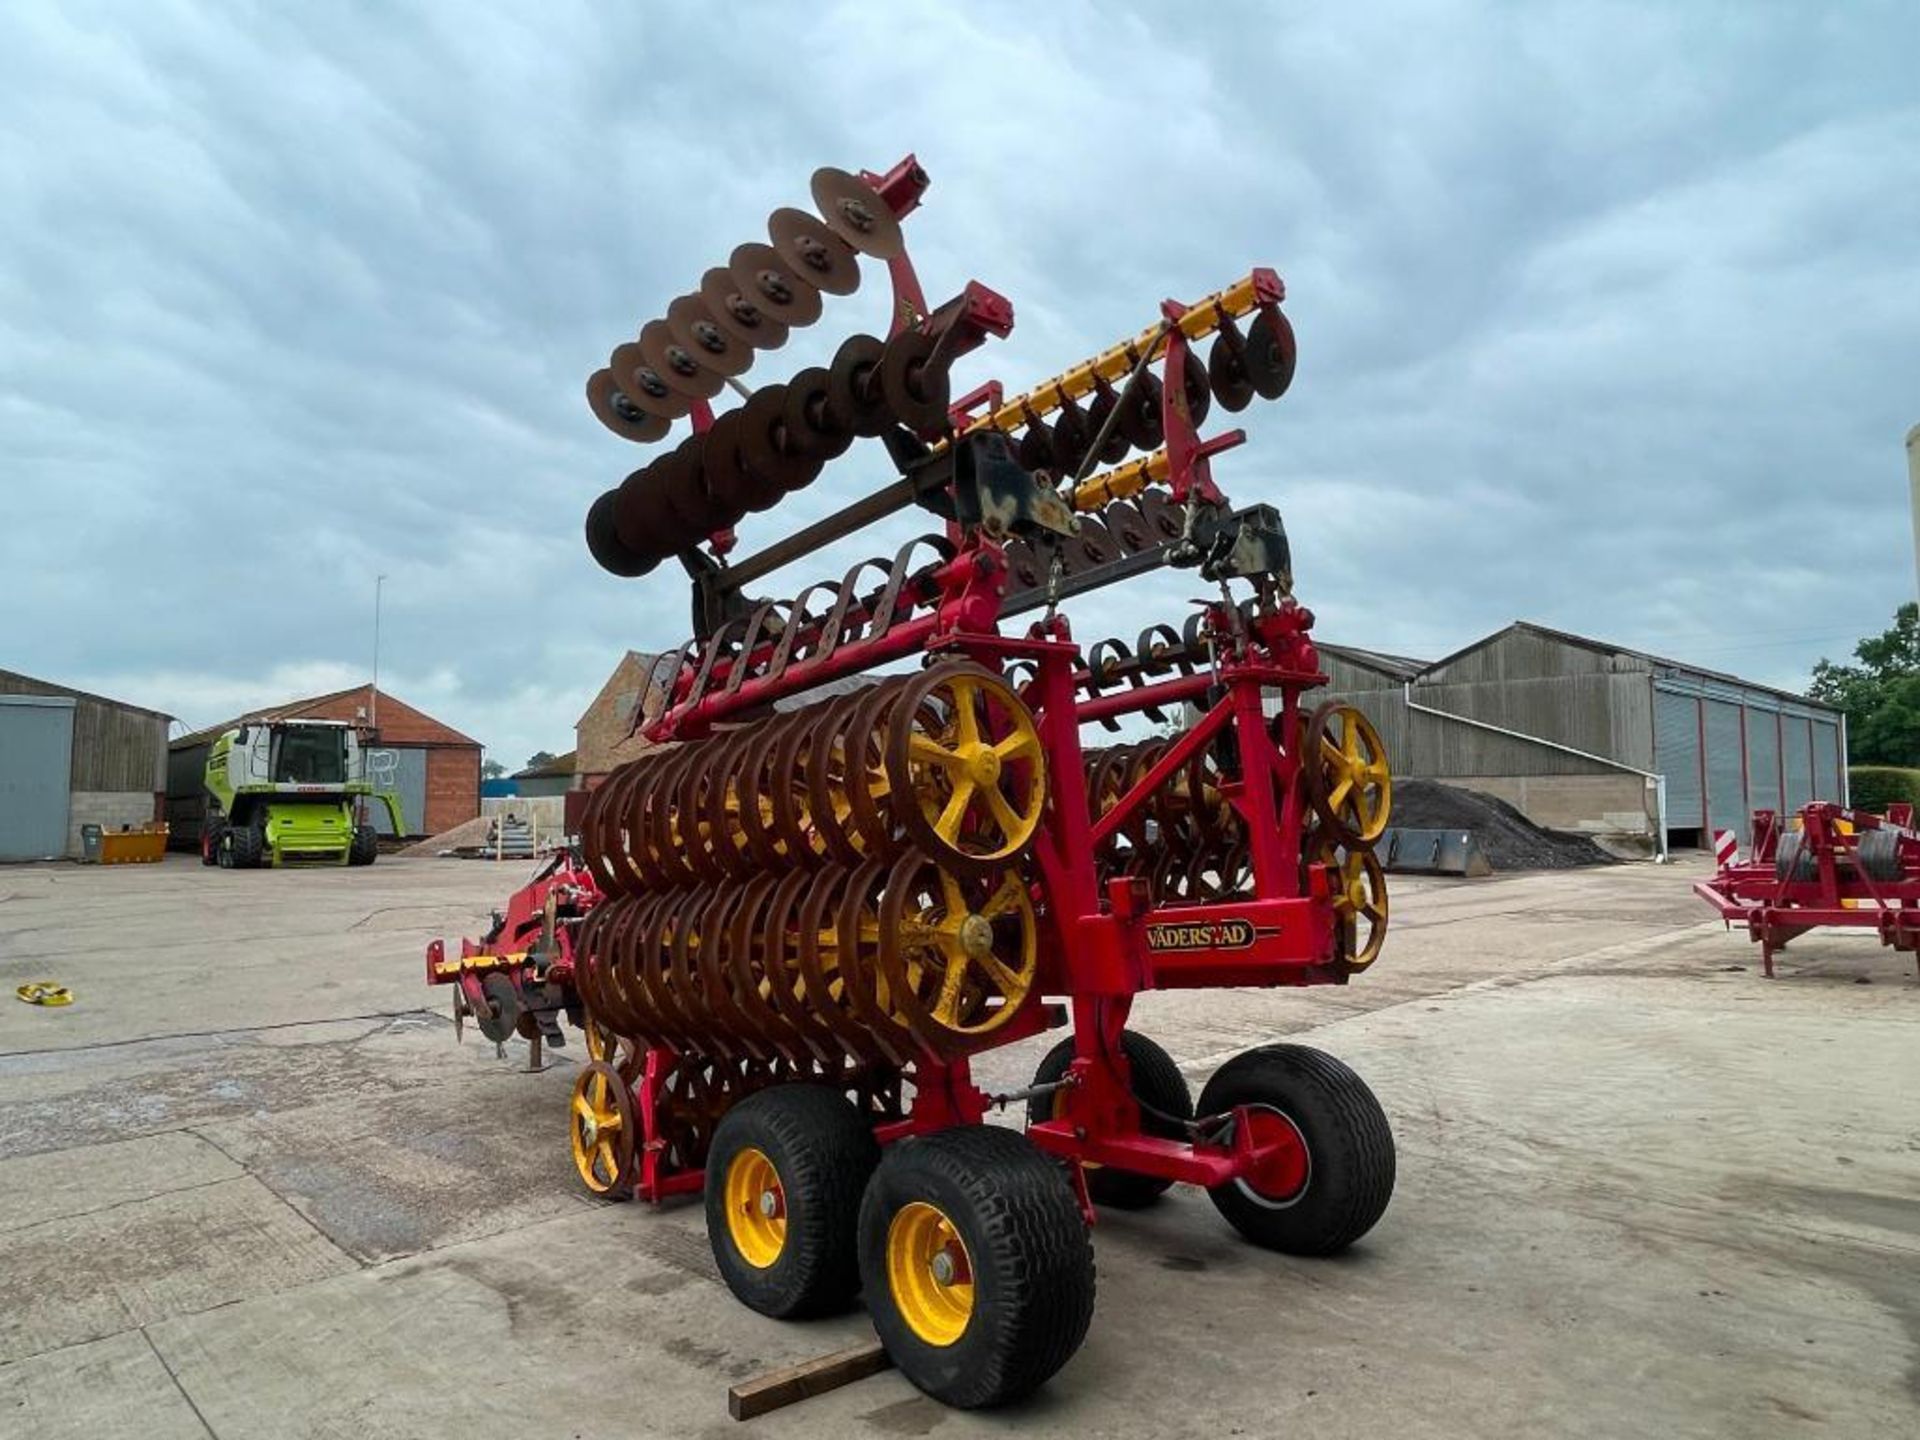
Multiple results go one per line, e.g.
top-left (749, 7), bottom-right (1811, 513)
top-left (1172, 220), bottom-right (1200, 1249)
top-left (2, 0), bottom-right (1916, 766)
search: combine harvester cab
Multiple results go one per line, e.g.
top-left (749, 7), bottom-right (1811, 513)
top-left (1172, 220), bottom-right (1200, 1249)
top-left (432, 154), bottom-right (1400, 1410)
top-left (201, 719), bottom-right (403, 868)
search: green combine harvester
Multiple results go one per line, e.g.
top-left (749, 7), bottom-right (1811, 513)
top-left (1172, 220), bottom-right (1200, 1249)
top-left (196, 719), bottom-right (403, 868)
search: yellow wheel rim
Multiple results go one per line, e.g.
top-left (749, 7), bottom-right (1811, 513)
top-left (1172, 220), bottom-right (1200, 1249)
top-left (886, 1201), bottom-right (974, 1347)
top-left (569, 1066), bottom-right (629, 1196)
top-left (584, 1013), bottom-right (615, 1065)
top-left (1311, 703), bottom-right (1391, 843)
top-left (1331, 848), bottom-right (1389, 969)
top-left (724, 1146), bottom-right (787, 1268)
top-left (899, 669), bottom-right (1046, 865)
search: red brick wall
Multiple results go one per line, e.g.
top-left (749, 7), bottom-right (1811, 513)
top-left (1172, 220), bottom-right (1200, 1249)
top-left (425, 747), bottom-right (480, 836)
top-left (291, 687), bottom-right (477, 748)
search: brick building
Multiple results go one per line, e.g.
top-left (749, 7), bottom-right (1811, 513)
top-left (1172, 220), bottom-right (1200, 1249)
top-left (575, 651), bottom-right (666, 784)
top-left (168, 684), bottom-right (481, 840)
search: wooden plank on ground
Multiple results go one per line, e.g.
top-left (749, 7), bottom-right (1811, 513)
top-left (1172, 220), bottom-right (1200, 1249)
top-left (727, 1340), bottom-right (892, 1421)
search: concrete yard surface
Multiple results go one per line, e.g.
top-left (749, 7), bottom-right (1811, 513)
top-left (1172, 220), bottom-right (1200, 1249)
top-left (0, 853), bottom-right (1914, 1439)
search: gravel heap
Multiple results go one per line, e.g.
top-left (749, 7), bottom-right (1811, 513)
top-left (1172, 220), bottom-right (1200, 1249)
top-left (401, 815), bottom-right (494, 856)
top-left (1391, 779), bottom-right (1615, 871)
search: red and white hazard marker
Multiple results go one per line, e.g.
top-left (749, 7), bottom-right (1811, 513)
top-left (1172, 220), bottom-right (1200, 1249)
top-left (1713, 829), bottom-right (1739, 869)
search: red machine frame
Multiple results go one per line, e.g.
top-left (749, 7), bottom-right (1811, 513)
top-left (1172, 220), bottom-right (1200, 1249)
top-left (620, 324), bottom-right (1341, 1205)
top-left (448, 152), bottom-right (1355, 1214)
top-left (1694, 802), bottom-right (1920, 977)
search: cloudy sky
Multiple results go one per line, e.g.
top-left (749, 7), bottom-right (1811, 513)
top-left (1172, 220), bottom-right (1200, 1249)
top-left (4, 1), bottom-right (1917, 769)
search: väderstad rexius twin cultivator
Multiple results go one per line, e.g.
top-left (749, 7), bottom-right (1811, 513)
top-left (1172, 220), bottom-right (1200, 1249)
top-left (430, 155), bottom-right (1398, 1408)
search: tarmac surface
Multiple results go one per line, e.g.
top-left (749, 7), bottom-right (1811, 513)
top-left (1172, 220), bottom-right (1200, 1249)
top-left (0, 852), bottom-right (1914, 1439)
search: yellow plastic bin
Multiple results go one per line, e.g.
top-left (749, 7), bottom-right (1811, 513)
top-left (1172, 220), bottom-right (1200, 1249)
top-left (98, 823), bottom-right (169, 864)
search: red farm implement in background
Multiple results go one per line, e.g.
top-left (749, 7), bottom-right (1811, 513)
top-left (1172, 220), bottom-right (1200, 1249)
top-left (431, 153), bottom-right (1398, 1409)
top-left (1694, 802), bottom-right (1920, 978)
top-left (426, 849), bottom-right (602, 1064)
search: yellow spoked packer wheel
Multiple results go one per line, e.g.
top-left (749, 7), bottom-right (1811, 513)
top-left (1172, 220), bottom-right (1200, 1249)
top-left (1327, 844), bottom-right (1389, 970)
top-left (569, 1060), bottom-right (638, 1199)
top-left (876, 852), bottom-right (1038, 1058)
top-left (887, 662), bottom-right (1046, 876)
top-left (1304, 700), bottom-right (1391, 845)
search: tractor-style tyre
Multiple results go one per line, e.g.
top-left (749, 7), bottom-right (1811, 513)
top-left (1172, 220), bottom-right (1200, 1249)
top-left (227, 823), bottom-right (266, 870)
top-left (348, 824), bottom-right (379, 866)
top-left (1027, 1029), bottom-right (1193, 1209)
top-left (200, 824), bottom-right (223, 866)
top-left (705, 1084), bottom-right (880, 1319)
top-left (858, 1126), bottom-right (1094, 1409)
top-left (1197, 1044), bottom-right (1394, 1256)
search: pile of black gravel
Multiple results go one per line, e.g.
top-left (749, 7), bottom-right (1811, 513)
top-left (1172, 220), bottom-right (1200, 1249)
top-left (1392, 779), bottom-right (1616, 872)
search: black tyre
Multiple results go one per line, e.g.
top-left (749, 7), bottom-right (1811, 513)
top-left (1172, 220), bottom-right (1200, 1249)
top-left (348, 824), bottom-right (379, 866)
top-left (227, 823), bottom-right (266, 870)
top-left (1197, 1044), bottom-right (1394, 1255)
top-left (1027, 1029), bottom-right (1192, 1209)
top-left (705, 1084), bottom-right (880, 1319)
top-left (858, 1126), bottom-right (1094, 1409)
top-left (200, 824), bottom-right (223, 866)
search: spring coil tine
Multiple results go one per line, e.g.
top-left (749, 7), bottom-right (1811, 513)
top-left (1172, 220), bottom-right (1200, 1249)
top-left (686, 613), bottom-right (753, 714)
top-left (868, 534), bottom-right (954, 645)
top-left (1086, 637), bottom-right (1133, 691)
top-left (821, 556), bottom-right (894, 654)
top-left (766, 581), bottom-right (840, 676)
top-left (1180, 608), bottom-right (1210, 659)
top-left (647, 645), bottom-right (698, 725)
top-left (723, 599), bottom-right (786, 696)
top-left (1135, 622), bottom-right (1186, 677)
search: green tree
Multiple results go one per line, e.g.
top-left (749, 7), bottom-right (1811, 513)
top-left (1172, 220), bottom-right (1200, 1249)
top-left (525, 750), bottom-right (558, 770)
top-left (481, 758), bottom-right (507, 780)
top-left (1809, 603), bottom-right (1920, 764)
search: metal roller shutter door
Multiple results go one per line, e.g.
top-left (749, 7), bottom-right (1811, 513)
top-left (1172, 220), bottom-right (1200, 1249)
top-left (1703, 699), bottom-right (1748, 843)
top-left (1781, 716), bottom-right (1814, 811)
top-left (1653, 687), bottom-right (1704, 829)
top-left (1744, 707), bottom-right (1781, 817)
top-left (1811, 721), bottom-right (1842, 802)
top-left (0, 696), bottom-right (75, 860)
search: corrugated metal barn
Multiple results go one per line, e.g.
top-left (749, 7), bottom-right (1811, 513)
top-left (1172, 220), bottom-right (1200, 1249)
top-left (0, 669), bottom-right (170, 861)
top-left (1314, 623), bottom-right (1846, 849)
